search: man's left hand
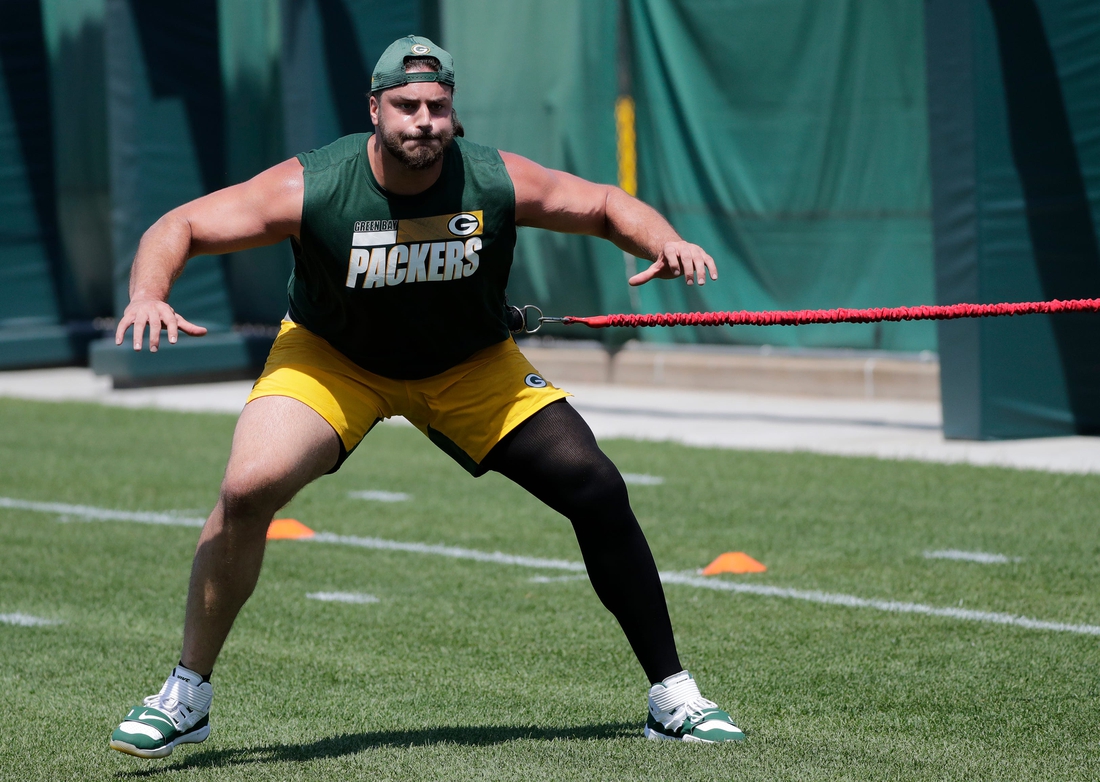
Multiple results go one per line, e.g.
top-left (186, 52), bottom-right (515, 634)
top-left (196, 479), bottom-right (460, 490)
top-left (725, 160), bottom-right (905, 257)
top-left (628, 241), bottom-right (717, 287)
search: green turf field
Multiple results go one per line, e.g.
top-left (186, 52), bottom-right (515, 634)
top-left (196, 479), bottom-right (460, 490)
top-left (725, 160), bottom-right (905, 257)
top-left (1, 397), bottom-right (1098, 781)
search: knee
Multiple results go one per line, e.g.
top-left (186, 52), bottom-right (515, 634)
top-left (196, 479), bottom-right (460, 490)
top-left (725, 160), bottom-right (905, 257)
top-left (218, 464), bottom-right (288, 522)
top-left (563, 452), bottom-right (631, 512)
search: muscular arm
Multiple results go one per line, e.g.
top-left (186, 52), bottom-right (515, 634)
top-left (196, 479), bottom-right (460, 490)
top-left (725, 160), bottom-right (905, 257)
top-left (501, 151), bottom-right (716, 286)
top-left (116, 157), bottom-right (305, 351)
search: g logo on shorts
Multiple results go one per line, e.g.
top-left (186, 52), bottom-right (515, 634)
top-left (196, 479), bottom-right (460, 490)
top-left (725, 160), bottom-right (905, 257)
top-left (524, 373), bottom-right (548, 388)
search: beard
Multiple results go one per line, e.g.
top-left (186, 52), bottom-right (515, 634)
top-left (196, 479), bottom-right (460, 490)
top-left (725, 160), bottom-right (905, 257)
top-left (376, 115), bottom-right (454, 171)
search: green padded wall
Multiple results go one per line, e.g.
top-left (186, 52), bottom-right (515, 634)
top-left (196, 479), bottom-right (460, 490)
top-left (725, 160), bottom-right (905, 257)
top-left (90, 0), bottom-right (268, 381)
top-left (42, 0), bottom-right (113, 323)
top-left (103, 0), bottom-right (233, 330)
top-left (0, 0), bottom-right (82, 367)
top-left (220, 0), bottom-right (292, 326)
top-left (927, 0), bottom-right (1100, 438)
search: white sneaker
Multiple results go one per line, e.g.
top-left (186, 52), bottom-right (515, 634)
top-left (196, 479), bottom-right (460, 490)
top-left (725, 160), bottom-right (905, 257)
top-left (109, 666), bottom-right (213, 758)
top-left (644, 671), bottom-right (744, 742)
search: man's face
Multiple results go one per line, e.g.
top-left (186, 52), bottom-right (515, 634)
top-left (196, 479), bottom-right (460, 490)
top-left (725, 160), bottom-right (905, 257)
top-left (370, 80), bottom-right (454, 171)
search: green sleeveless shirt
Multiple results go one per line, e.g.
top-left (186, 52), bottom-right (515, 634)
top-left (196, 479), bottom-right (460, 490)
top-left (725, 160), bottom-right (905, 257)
top-left (288, 134), bottom-right (517, 379)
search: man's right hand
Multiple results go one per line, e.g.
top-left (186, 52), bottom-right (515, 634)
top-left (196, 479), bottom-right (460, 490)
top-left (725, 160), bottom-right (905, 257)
top-left (115, 299), bottom-right (208, 353)
top-left (112, 157), bottom-right (304, 353)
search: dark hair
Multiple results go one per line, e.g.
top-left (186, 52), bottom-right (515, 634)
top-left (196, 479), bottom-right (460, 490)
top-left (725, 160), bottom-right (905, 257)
top-left (369, 55), bottom-right (462, 135)
top-left (369, 56), bottom-right (444, 101)
top-left (403, 56), bottom-right (441, 73)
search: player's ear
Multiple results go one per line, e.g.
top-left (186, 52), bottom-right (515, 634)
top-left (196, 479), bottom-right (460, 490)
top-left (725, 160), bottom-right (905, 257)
top-left (368, 93), bottom-right (380, 126)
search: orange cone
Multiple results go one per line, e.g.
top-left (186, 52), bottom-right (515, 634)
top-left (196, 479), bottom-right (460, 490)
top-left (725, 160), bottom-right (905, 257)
top-left (267, 518), bottom-right (315, 540)
top-left (702, 551), bottom-right (767, 575)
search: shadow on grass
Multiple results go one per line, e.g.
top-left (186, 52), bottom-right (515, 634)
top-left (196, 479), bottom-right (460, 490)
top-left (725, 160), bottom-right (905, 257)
top-left (114, 722), bottom-right (638, 777)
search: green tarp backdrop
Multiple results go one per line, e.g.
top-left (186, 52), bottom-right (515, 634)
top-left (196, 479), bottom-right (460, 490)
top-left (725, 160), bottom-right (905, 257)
top-left (441, 1), bottom-right (630, 338)
top-left (445, 0), bottom-right (935, 351)
top-left (0, 0), bottom-right (938, 371)
top-left (3, 0), bottom-right (1098, 439)
top-left (627, 0), bottom-right (934, 350)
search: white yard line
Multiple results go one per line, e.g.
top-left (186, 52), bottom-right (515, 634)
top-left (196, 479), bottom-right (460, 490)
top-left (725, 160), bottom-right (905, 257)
top-left (656, 572), bottom-right (1099, 636)
top-left (3, 496), bottom-right (1097, 637)
top-left (306, 592), bottom-right (380, 604)
top-left (348, 490), bottom-right (411, 502)
top-left (0, 497), bottom-right (205, 527)
top-left (621, 473), bottom-right (665, 486)
top-left (924, 549), bottom-right (1022, 564)
top-left (0, 613), bottom-right (62, 627)
top-left (307, 532), bottom-right (588, 572)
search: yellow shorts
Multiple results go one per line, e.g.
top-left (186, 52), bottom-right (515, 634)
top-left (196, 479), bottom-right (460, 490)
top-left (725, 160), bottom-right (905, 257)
top-left (247, 321), bottom-right (570, 475)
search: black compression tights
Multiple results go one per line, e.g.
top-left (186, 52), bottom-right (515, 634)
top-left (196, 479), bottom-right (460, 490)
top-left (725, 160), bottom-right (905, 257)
top-left (482, 400), bottom-right (682, 684)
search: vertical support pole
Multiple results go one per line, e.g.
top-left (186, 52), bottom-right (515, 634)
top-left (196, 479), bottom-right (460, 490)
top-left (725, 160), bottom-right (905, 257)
top-left (616, 0), bottom-right (641, 313)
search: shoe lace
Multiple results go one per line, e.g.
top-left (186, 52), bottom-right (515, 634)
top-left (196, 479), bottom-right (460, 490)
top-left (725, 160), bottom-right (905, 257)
top-left (650, 675), bottom-right (720, 733)
top-left (142, 692), bottom-right (185, 726)
top-left (142, 674), bottom-right (211, 730)
top-left (670, 694), bottom-right (720, 730)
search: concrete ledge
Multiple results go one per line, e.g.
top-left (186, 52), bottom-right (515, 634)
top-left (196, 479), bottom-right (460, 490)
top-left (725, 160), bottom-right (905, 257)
top-left (517, 341), bottom-right (940, 401)
top-left (89, 331), bottom-right (274, 387)
top-left (0, 323), bottom-right (100, 370)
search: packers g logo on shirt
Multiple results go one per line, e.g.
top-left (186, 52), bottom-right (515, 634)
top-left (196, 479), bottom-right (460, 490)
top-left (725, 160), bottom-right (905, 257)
top-left (524, 373), bottom-right (548, 388)
top-left (447, 213), bottom-right (480, 237)
top-left (345, 211), bottom-right (484, 289)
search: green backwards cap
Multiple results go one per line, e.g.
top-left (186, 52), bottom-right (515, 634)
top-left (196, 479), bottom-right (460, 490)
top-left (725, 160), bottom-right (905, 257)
top-left (371, 35), bottom-right (455, 92)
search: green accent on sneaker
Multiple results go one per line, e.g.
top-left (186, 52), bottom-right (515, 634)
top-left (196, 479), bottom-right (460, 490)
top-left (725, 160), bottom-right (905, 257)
top-left (109, 706), bottom-right (210, 759)
top-left (683, 707), bottom-right (745, 742)
top-left (644, 708), bottom-right (745, 743)
top-left (645, 712), bottom-right (678, 738)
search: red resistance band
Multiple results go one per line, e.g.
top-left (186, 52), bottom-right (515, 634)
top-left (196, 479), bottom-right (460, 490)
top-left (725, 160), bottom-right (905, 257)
top-left (560, 298), bottom-right (1100, 329)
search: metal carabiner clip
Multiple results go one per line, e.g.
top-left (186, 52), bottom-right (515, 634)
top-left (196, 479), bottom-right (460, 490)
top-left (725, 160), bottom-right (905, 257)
top-left (508, 303), bottom-right (567, 334)
top-left (519, 304), bottom-right (544, 334)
